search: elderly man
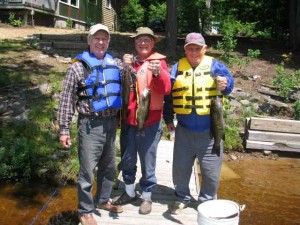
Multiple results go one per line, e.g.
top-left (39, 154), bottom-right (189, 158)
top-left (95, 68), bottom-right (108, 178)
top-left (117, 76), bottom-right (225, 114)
top-left (57, 24), bottom-right (123, 225)
top-left (163, 32), bottom-right (234, 214)
top-left (114, 27), bottom-right (171, 215)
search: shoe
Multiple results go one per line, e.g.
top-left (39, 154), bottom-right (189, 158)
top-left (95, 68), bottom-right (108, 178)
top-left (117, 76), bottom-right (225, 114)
top-left (96, 199), bottom-right (123, 213)
top-left (79, 213), bottom-right (97, 225)
top-left (170, 201), bottom-right (188, 215)
top-left (113, 191), bottom-right (138, 205)
top-left (139, 199), bottom-right (152, 215)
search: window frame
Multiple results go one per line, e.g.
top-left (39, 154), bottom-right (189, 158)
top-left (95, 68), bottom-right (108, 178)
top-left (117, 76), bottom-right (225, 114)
top-left (60, 0), bottom-right (79, 8)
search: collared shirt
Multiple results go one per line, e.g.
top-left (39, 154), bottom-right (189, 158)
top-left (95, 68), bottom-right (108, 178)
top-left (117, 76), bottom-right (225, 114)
top-left (57, 59), bottom-right (121, 135)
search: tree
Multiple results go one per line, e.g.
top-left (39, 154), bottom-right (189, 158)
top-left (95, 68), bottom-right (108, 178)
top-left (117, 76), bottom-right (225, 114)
top-left (120, 0), bottom-right (144, 32)
top-left (165, 0), bottom-right (178, 57)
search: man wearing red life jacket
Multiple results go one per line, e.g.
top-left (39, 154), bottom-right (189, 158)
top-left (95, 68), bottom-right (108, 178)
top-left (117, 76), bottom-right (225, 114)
top-left (114, 27), bottom-right (171, 215)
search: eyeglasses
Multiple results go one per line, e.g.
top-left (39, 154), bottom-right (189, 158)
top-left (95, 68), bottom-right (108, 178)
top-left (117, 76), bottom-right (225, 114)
top-left (135, 37), bottom-right (153, 43)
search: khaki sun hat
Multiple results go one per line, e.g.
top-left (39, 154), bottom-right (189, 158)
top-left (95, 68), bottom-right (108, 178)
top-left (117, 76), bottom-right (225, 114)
top-left (131, 27), bottom-right (160, 43)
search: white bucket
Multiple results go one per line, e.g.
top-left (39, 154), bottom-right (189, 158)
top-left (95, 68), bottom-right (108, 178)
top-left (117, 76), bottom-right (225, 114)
top-left (197, 199), bottom-right (242, 225)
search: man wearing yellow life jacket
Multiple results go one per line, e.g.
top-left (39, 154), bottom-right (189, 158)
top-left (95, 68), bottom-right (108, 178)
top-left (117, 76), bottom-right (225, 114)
top-left (163, 33), bottom-right (234, 214)
top-left (114, 27), bottom-right (171, 215)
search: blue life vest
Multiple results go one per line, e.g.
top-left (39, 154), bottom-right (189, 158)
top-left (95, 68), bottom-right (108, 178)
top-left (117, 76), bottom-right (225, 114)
top-left (75, 51), bottom-right (122, 112)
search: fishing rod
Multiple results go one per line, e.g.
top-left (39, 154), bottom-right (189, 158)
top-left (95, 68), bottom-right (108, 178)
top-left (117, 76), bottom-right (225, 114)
top-left (30, 153), bottom-right (74, 225)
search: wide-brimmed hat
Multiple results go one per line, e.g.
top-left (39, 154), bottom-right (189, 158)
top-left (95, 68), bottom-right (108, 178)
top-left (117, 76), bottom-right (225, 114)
top-left (184, 32), bottom-right (206, 48)
top-left (131, 27), bottom-right (159, 43)
top-left (88, 24), bottom-right (110, 39)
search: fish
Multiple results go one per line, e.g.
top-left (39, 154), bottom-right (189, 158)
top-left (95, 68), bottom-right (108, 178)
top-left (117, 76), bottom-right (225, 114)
top-left (121, 69), bottom-right (132, 120)
top-left (136, 88), bottom-right (151, 136)
top-left (210, 95), bottom-right (225, 156)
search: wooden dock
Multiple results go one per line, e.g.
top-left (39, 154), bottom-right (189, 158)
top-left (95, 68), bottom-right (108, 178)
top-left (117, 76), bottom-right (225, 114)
top-left (81, 140), bottom-right (200, 225)
top-left (244, 117), bottom-right (300, 153)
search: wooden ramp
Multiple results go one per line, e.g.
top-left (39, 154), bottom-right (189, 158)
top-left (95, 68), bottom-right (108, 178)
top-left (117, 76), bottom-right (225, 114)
top-left (80, 140), bottom-right (200, 225)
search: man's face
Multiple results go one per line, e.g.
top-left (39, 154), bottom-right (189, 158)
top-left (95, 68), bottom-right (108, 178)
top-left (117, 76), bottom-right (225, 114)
top-left (134, 35), bottom-right (155, 59)
top-left (88, 30), bottom-right (110, 59)
top-left (184, 44), bottom-right (206, 67)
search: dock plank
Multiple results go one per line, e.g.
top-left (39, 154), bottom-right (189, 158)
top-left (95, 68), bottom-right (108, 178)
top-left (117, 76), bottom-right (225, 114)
top-left (79, 140), bottom-right (199, 225)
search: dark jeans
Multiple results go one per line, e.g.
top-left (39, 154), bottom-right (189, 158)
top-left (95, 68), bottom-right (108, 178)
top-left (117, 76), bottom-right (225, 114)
top-left (77, 114), bottom-right (117, 215)
top-left (120, 121), bottom-right (162, 192)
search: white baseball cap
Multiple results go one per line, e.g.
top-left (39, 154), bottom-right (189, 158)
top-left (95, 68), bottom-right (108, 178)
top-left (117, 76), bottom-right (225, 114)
top-left (88, 24), bottom-right (110, 39)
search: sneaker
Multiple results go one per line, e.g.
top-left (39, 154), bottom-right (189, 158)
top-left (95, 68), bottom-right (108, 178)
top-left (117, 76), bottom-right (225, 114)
top-left (139, 199), bottom-right (152, 215)
top-left (79, 213), bottom-right (97, 225)
top-left (170, 201), bottom-right (188, 215)
top-left (96, 199), bottom-right (123, 213)
top-left (113, 191), bottom-right (138, 205)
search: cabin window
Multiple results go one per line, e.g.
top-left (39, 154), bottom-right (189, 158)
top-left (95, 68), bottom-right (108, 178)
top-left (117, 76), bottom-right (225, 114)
top-left (60, 0), bottom-right (79, 8)
top-left (106, 0), bottom-right (111, 9)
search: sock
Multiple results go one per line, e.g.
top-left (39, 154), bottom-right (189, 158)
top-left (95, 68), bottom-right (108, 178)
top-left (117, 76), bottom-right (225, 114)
top-left (125, 184), bottom-right (136, 197)
top-left (141, 191), bottom-right (152, 201)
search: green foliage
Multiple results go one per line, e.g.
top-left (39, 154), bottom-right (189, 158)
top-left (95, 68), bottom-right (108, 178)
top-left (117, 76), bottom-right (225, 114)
top-left (294, 100), bottom-right (300, 120)
top-left (120, 0), bottom-right (144, 32)
top-left (223, 98), bottom-right (244, 152)
top-left (247, 49), bottom-right (261, 59)
top-left (86, 17), bottom-right (96, 30)
top-left (66, 18), bottom-right (73, 29)
top-left (8, 12), bottom-right (22, 27)
top-left (273, 63), bottom-right (300, 102)
top-left (148, 2), bottom-right (166, 21)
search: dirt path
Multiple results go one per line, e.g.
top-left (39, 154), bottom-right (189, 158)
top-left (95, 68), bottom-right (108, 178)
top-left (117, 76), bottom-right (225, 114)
top-left (0, 25), bottom-right (87, 40)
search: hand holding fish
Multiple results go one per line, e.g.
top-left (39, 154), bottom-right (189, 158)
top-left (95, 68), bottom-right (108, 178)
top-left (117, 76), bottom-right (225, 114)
top-left (149, 60), bottom-right (161, 77)
top-left (216, 76), bottom-right (227, 91)
top-left (123, 54), bottom-right (133, 70)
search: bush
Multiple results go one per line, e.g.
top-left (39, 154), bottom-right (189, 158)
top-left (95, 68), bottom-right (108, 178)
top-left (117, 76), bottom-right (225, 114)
top-left (273, 63), bottom-right (300, 102)
top-left (120, 0), bottom-right (144, 32)
top-left (294, 100), bottom-right (300, 120)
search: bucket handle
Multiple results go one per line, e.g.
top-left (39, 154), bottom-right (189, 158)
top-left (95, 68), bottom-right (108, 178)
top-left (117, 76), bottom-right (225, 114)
top-left (208, 204), bottom-right (246, 220)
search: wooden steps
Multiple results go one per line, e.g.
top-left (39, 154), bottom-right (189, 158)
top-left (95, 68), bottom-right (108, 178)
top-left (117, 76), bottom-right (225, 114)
top-left (244, 117), bottom-right (300, 153)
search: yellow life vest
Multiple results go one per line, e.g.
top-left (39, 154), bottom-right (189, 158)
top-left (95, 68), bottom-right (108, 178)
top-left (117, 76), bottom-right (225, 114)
top-left (172, 55), bottom-right (222, 115)
top-left (136, 52), bottom-right (166, 110)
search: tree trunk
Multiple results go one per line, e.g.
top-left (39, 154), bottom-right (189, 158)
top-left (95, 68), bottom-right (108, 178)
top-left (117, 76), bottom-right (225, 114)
top-left (165, 0), bottom-right (178, 57)
top-left (289, 0), bottom-right (300, 50)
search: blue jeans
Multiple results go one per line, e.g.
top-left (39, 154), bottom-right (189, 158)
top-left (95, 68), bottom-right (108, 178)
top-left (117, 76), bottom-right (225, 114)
top-left (173, 123), bottom-right (223, 203)
top-left (120, 121), bottom-right (162, 192)
top-left (77, 114), bottom-right (117, 215)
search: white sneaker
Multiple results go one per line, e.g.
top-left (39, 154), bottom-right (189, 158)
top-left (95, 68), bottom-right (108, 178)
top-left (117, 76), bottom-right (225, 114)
top-left (170, 201), bottom-right (188, 215)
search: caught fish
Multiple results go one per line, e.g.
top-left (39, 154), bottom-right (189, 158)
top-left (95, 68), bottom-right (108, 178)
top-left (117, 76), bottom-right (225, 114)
top-left (121, 69), bottom-right (131, 120)
top-left (210, 96), bottom-right (225, 156)
top-left (136, 88), bottom-right (151, 136)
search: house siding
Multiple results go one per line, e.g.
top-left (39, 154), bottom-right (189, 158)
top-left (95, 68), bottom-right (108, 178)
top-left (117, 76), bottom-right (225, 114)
top-left (101, 0), bottom-right (116, 31)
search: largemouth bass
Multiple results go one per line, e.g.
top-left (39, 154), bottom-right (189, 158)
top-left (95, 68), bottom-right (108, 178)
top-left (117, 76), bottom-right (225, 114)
top-left (136, 88), bottom-right (151, 136)
top-left (210, 96), bottom-right (225, 156)
top-left (121, 69), bottom-right (131, 120)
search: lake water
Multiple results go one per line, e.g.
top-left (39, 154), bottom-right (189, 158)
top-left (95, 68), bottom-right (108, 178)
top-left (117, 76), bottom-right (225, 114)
top-left (0, 155), bottom-right (299, 225)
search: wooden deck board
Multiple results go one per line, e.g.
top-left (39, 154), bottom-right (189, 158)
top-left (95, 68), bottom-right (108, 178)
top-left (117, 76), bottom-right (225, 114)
top-left (79, 140), bottom-right (199, 225)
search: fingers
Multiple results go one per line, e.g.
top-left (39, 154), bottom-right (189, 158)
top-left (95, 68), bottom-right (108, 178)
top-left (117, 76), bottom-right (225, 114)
top-left (217, 76), bottom-right (227, 91)
top-left (149, 60), bottom-right (161, 76)
top-left (60, 135), bottom-right (71, 148)
top-left (123, 54), bottom-right (133, 68)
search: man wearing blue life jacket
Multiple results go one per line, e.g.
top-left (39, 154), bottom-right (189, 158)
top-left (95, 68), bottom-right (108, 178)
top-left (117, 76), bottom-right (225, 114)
top-left (57, 24), bottom-right (123, 225)
top-left (163, 33), bottom-right (234, 214)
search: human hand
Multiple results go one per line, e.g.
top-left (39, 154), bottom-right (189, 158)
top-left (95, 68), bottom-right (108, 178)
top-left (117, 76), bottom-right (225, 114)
top-left (59, 135), bottom-right (72, 149)
top-left (216, 76), bottom-right (227, 91)
top-left (123, 54), bottom-right (133, 70)
top-left (149, 60), bottom-right (161, 77)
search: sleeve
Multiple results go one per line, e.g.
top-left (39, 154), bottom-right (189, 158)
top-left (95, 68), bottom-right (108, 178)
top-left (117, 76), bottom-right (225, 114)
top-left (57, 65), bottom-right (78, 136)
top-left (150, 59), bottom-right (171, 95)
top-left (211, 60), bottom-right (234, 95)
top-left (163, 62), bottom-right (178, 124)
